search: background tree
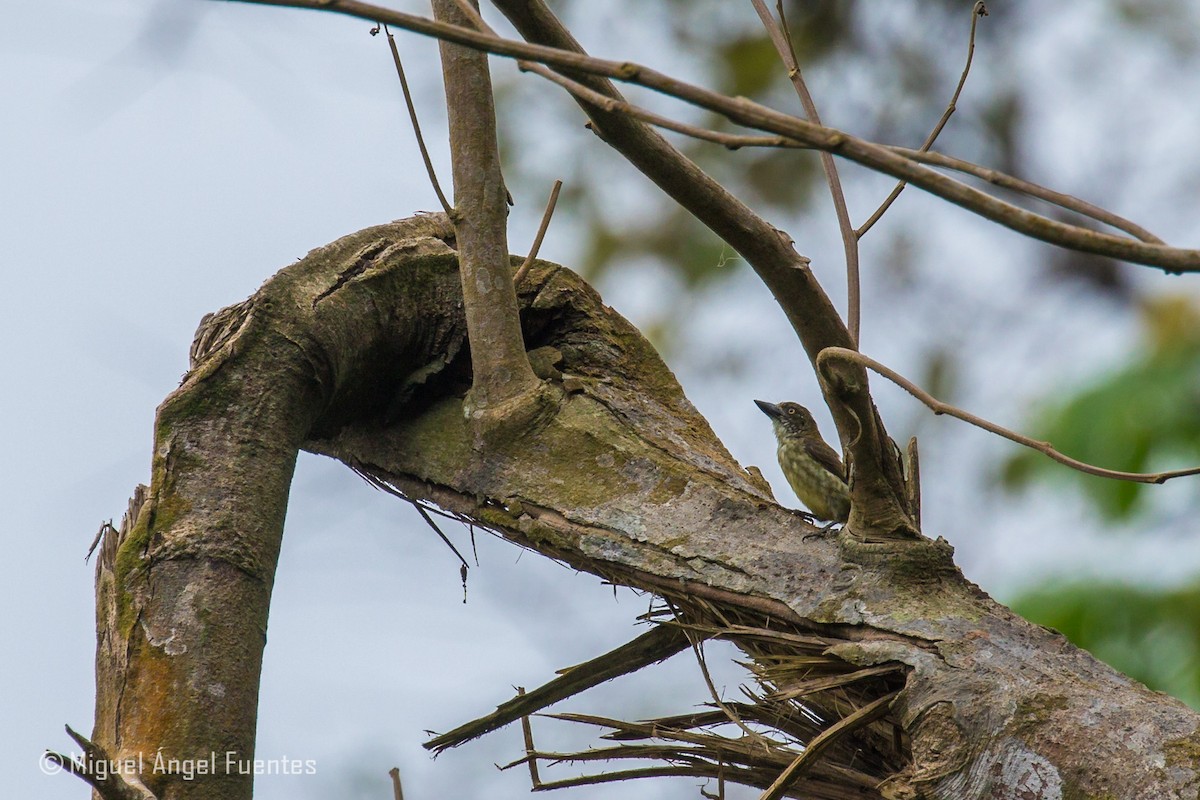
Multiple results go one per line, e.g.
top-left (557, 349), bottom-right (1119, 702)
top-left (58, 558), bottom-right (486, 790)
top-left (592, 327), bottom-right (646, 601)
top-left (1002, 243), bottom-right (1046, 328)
top-left (11, 1), bottom-right (1200, 800)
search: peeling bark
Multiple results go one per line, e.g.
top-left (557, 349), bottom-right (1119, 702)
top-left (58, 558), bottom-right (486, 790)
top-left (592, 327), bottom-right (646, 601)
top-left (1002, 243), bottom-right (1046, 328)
top-left (83, 215), bottom-right (1200, 800)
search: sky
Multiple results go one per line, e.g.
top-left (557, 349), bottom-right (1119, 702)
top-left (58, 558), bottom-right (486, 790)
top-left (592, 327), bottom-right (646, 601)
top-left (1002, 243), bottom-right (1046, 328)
top-left (5, 1), bottom-right (1200, 799)
top-left (2, 4), bottom-right (752, 798)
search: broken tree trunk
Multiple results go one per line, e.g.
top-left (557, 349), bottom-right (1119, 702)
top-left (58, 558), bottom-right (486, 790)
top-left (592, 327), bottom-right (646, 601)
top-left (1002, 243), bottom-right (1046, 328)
top-left (75, 214), bottom-right (1200, 800)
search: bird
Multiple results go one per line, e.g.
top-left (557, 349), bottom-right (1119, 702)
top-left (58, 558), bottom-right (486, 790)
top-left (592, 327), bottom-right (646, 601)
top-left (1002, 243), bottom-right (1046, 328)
top-left (755, 400), bottom-right (850, 523)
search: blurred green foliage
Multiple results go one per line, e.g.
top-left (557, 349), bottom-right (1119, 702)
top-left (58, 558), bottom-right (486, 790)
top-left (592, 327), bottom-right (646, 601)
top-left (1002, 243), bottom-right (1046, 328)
top-left (1006, 295), bottom-right (1200, 706)
top-left (1012, 581), bottom-right (1200, 710)
top-left (1001, 295), bottom-right (1200, 519)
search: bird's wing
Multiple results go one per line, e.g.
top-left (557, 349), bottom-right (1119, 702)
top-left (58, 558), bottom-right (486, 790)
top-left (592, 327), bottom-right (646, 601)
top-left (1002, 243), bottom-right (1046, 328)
top-left (806, 439), bottom-right (846, 481)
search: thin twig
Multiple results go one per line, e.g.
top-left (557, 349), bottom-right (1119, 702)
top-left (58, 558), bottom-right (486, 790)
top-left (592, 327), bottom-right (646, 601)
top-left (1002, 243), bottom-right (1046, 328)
top-left (517, 688), bottom-right (542, 788)
top-left (388, 767), bottom-right (405, 800)
top-left (753, 0), bottom-right (860, 344)
top-left (514, 58), bottom-right (1162, 247)
top-left (46, 725), bottom-right (151, 800)
top-left (892, 146), bottom-right (1164, 243)
top-left (414, 503), bottom-right (471, 570)
top-left (424, 625), bottom-right (692, 752)
top-left (503, 742), bottom-right (734, 770)
top-left (351, 463), bottom-right (475, 573)
top-left (756, 692), bottom-right (896, 800)
top-left (412, 506), bottom-right (468, 606)
top-left (857, 1), bottom-right (988, 238)
top-left (523, 763), bottom-right (765, 793)
top-left (233, 0), bottom-right (1200, 271)
top-left (383, 25), bottom-right (453, 216)
top-left (817, 346), bottom-right (1200, 485)
top-left (547, 711), bottom-right (789, 755)
top-left (85, 520), bottom-right (115, 563)
top-left (525, 61), bottom-right (797, 149)
top-left (669, 604), bottom-right (775, 752)
top-left (514, 179), bottom-right (563, 285)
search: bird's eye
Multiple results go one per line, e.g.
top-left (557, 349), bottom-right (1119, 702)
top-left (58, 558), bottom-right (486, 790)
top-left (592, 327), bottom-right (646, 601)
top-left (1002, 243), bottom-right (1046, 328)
top-left (787, 407), bottom-right (796, 415)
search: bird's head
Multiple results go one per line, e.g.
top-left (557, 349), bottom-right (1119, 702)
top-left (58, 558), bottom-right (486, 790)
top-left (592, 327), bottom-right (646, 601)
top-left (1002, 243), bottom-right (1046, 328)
top-left (754, 399), bottom-right (820, 441)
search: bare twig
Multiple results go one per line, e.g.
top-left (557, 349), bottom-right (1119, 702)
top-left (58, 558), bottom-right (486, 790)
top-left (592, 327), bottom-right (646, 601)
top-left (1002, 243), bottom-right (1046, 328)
top-left (507, 57), bottom-right (1162, 249)
top-left (817, 346), bottom-right (1200, 484)
top-left (424, 624), bottom-right (693, 752)
top-left (892, 146), bottom-right (1164, 244)
top-left (382, 25), bottom-right (452, 216)
top-left (350, 464), bottom-right (474, 579)
top-left (757, 692), bottom-right (896, 800)
top-left (517, 688), bottom-right (542, 788)
top-left (670, 605), bottom-right (776, 752)
top-left (753, 0), bottom-right (861, 344)
top-left (388, 767), bottom-right (405, 800)
top-left (85, 520), bottom-right (115, 563)
top-left (45, 725), bottom-right (153, 800)
top-left (231, 0), bottom-right (1200, 273)
top-left (521, 764), bottom-right (763, 793)
top-left (857, 1), bottom-right (988, 238)
top-left (413, 503), bottom-right (471, 573)
top-left (514, 179), bottom-right (563, 285)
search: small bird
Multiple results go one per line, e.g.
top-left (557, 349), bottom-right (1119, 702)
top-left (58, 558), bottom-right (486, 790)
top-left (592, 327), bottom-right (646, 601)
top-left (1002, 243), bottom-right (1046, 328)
top-left (755, 400), bottom-right (850, 523)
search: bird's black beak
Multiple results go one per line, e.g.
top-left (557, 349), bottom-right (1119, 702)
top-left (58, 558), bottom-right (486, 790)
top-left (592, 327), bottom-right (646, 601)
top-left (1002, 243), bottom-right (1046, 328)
top-left (754, 399), bottom-right (783, 419)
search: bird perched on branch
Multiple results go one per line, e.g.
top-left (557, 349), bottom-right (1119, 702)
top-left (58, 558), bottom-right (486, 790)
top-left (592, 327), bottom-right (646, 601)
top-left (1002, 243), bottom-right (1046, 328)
top-left (755, 400), bottom-right (850, 523)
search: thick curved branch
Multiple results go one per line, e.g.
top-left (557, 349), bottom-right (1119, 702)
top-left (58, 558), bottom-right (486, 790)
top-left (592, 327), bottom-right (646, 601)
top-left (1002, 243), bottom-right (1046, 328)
top-left (485, 0), bottom-right (912, 532)
top-left (79, 217), bottom-right (1200, 800)
top-left (818, 346), bottom-right (1200, 484)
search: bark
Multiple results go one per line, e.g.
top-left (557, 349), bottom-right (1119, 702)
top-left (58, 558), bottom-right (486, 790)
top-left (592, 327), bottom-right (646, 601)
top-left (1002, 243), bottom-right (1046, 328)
top-left (82, 215), bottom-right (1200, 800)
top-left (432, 0), bottom-right (543, 421)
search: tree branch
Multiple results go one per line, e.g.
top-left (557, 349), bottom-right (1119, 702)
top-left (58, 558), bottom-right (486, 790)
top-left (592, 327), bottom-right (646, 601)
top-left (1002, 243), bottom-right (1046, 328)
top-left (229, 0), bottom-right (1200, 273)
top-left (513, 178), bottom-right (562, 286)
top-left (81, 216), bottom-right (1200, 799)
top-left (758, 692), bottom-right (897, 800)
top-left (498, 57), bottom-right (1162, 252)
top-left (752, 0), bottom-right (860, 345)
top-left (425, 624), bottom-right (694, 752)
top-left (431, 0), bottom-right (543, 423)
top-left (486, 0), bottom-right (913, 532)
top-left (893, 146), bottom-right (1164, 244)
top-left (381, 24), bottom-right (453, 216)
top-left (817, 346), bottom-right (1200, 484)
top-left (856, 1), bottom-right (988, 239)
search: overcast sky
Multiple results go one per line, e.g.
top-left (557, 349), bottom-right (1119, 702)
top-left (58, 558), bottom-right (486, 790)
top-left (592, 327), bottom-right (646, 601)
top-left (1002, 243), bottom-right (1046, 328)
top-left (6, 2), bottom-right (1200, 799)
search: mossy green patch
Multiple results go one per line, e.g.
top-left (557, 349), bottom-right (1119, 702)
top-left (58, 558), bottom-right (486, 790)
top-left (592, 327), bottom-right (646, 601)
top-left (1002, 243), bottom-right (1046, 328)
top-left (1164, 731), bottom-right (1200, 770)
top-left (1014, 693), bottom-right (1070, 730)
top-left (113, 511), bottom-right (153, 635)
